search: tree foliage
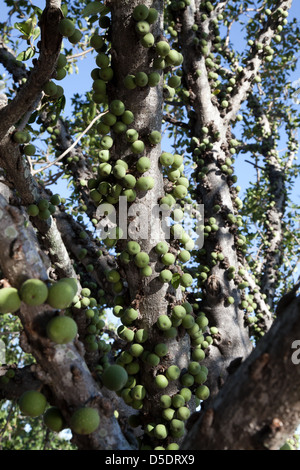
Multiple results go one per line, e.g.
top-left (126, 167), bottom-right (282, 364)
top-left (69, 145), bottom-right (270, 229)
top-left (0, 0), bottom-right (299, 451)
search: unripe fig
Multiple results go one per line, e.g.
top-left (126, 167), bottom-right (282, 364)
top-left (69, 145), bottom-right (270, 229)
top-left (43, 407), bottom-right (65, 432)
top-left (167, 169), bottom-right (181, 182)
top-left (180, 273), bottom-right (193, 287)
top-left (99, 67), bottom-right (114, 81)
top-left (110, 100), bottom-right (125, 116)
top-left (123, 307), bottom-right (138, 322)
top-left (146, 353), bottom-right (160, 367)
top-left (179, 387), bottom-right (192, 403)
top-left (148, 72), bottom-right (160, 87)
top-left (50, 194), bottom-right (61, 206)
top-left (170, 418), bottom-right (184, 435)
top-left (19, 279), bottom-right (48, 306)
top-left (58, 19), bottom-right (75, 38)
top-left (146, 8), bottom-right (158, 24)
top-left (168, 75), bottom-right (181, 88)
top-left (127, 241), bottom-right (141, 255)
top-left (180, 373), bottom-right (194, 387)
top-left (136, 176), bottom-right (154, 191)
top-left (118, 325), bottom-right (135, 343)
top-left (90, 34), bottom-right (104, 49)
top-left (24, 144), bottom-right (36, 156)
top-left (194, 370), bottom-right (208, 384)
top-left (102, 364), bottom-right (128, 391)
top-left (172, 154), bottom-right (184, 169)
top-left (126, 360), bottom-right (140, 375)
top-left (99, 15), bottom-right (110, 28)
top-left (157, 314), bottom-right (172, 331)
top-left (106, 269), bottom-right (121, 283)
top-left (38, 209), bottom-right (51, 220)
top-left (160, 394), bottom-right (172, 409)
top-left (113, 164), bottom-right (126, 179)
top-left (182, 314), bottom-right (195, 329)
top-left (162, 408), bottom-right (176, 421)
top-left (43, 81), bottom-right (58, 97)
top-left (140, 265), bottom-right (152, 277)
top-left (192, 347), bottom-right (205, 361)
top-left (161, 253), bottom-right (175, 266)
top-left (134, 328), bottom-right (148, 343)
top-left (130, 343), bottom-right (144, 357)
top-left (172, 305), bottom-right (186, 319)
top-left (0, 287), bottom-right (21, 314)
top-left (178, 250), bottom-right (190, 263)
top-left (155, 374), bottom-right (169, 389)
top-left (124, 74), bottom-right (137, 90)
top-left (56, 53), bottom-right (67, 69)
top-left (160, 152), bottom-right (174, 166)
top-left (47, 280), bottom-right (75, 309)
top-left (148, 130), bottom-right (162, 145)
top-left (166, 365), bottom-right (180, 381)
top-left (136, 156), bottom-right (151, 173)
top-left (70, 407), bottom-right (100, 435)
top-left (154, 424), bottom-right (168, 440)
top-left (121, 110), bottom-right (134, 125)
top-left (188, 361), bottom-right (201, 376)
top-left (172, 394), bottom-right (185, 408)
top-left (121, 187), bottom-right (136, 202)
top-left (135, 20), bottom-right (150, 36)
top-left (166, 50), bottom-right (182, 66)
top-left (68, 29), bottom-right (83, 44)
top-left (134, 252), bottom-right (150, 268)
top-left (113, 121), bottom-right (127, 134)
top-left (195, 384), bottom-right (210, 400)
top-left (132, 4), bottom-right (149, 21)
top-left (100, 135), bottom-right (113, 150)
top-left (155, 241), bottom-right (169, 255)
top-left (154, 343), bottom-right (168, 357)
top-left (173, 184), bottom-right (188, 199)
top-left (46, 315), bottom-right (78, 344)
top-left (126, 128), bottom-right (139, 143)
top-left (156, 40), bottom-right (171, 57)
top-left (135, 71), bottom-right (148, 87)
top-left (131, 140), bottom-right (145, 154)
top-left (130, 385), bottom-right (146, 401)
top-left (159, 269), bottom-right (173, 283)
top-left (19, 390), bottom-right (47, 417)
top-left (166, 443), bottom-right (180, 450)
top-left (27, 204), bottom-right (39, 217)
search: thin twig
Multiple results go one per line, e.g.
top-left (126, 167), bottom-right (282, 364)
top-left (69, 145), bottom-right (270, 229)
top-left (67, 47), bottom-right (94, 60)
top-left (32, 111), bottom-right (108, 175)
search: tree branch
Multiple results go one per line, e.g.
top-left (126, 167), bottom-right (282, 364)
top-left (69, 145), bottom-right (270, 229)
top-left (0, 0), bottom-right (63, 140)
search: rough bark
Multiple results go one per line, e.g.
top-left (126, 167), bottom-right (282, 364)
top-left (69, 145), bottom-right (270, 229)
top-left (182, 294), bottom-right (300, 450)
top-left (108, 0), bottom-right (192, 438)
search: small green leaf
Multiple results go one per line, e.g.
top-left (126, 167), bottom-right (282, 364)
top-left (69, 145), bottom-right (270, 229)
top-left (32, 26), bottom-right (41, 40)
top-left (82, 2), bottom-right (104, 17)
top-left (16, 47), bottom-right (35, 62)
top-left (171, 273), bottom-right (181, 289)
